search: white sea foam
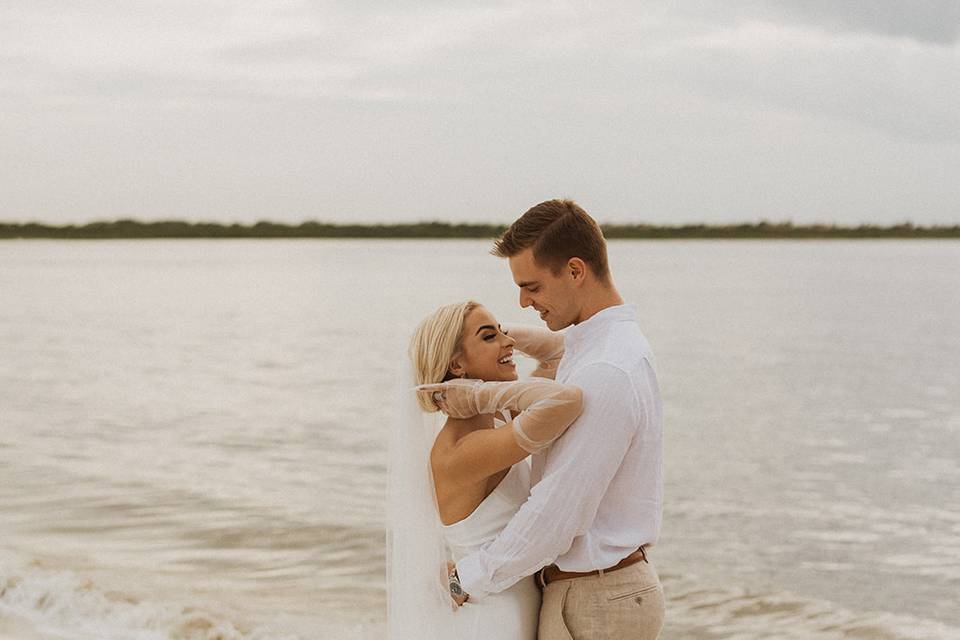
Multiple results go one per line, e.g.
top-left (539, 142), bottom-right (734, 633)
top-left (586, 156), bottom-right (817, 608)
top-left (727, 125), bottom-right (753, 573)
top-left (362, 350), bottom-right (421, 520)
top-left (0, 554), bottom-right (299, 640)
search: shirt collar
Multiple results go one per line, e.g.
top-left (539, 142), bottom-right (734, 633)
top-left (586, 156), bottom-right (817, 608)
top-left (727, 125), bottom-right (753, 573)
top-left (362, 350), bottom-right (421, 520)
top-left (563, 303), bottom-right (637, 351)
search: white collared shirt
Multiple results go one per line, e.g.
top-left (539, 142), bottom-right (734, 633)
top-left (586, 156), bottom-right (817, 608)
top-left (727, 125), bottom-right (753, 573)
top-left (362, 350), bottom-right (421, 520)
top-left (457, 303), bottom-right (664, 600)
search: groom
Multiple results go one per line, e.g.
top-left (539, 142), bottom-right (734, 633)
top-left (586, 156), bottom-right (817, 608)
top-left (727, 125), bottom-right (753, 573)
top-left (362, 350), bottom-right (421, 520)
top-left (452, 199), bottom-right (665, 639)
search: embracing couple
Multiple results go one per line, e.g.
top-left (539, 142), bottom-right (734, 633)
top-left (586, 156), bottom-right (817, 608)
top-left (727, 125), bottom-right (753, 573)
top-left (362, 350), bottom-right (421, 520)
top-left (389, 199), bottom-right (664, 639)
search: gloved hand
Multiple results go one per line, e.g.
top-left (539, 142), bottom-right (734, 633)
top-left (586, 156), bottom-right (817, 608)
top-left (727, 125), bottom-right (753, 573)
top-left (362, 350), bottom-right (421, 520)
top-left (416, 378), bottom-right (584, 453)
top-left (502, 324), bottom-right (565, 379)
top-left (416, 378), bottom-right (514, 419)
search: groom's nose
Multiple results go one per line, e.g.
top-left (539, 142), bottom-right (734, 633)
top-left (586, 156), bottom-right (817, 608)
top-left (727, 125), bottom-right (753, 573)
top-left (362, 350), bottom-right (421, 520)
top-left (519, 289), bottom-right (532, 308)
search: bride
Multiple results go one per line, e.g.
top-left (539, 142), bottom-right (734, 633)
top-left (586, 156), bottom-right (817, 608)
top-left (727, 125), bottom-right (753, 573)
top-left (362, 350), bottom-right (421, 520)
top-left (388, 300), bottom-right (583, 639)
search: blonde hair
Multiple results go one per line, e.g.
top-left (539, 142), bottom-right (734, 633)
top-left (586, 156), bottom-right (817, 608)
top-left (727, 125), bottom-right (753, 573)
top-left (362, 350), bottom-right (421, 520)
top-left (408, 300), bottom-right (480, 412)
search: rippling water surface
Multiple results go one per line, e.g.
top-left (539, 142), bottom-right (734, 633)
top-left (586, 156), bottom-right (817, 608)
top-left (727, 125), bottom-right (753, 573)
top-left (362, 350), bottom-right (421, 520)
top-left (1, 239), bottom-right (958, 639)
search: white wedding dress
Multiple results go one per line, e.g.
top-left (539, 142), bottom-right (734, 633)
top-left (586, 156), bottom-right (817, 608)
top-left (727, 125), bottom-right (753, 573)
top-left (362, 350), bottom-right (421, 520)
top-left (388, 371), bottom-right (562, 640)
top-left (441, 459), bottom-right (541, 639)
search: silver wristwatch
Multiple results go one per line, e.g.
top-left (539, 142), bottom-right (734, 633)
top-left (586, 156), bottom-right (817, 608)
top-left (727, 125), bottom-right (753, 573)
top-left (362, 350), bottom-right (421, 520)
top-left (449, 567), bottom-right (468, 602)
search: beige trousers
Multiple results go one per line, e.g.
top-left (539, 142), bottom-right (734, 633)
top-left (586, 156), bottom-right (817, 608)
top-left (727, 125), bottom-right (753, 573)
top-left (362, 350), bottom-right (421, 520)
top-left (538, 559), bottom-right (665, 640)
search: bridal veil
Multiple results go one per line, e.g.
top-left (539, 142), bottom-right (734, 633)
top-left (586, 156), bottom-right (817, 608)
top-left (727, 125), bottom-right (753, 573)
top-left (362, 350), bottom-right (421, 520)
top-left (386, 365), bottom-right (458, 639)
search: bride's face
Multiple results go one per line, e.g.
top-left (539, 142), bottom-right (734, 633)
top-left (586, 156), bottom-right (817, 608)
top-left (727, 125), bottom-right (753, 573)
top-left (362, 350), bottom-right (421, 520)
top-left (449, 306), bottom-right (518, 382)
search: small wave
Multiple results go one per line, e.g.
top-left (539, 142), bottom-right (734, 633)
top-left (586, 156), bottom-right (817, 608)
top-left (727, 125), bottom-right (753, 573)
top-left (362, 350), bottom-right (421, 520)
top-left (662, 574), bottom-right (960, 640)
top-left (0, 554), bottom-right (298, 640)
top-left (5, 551), bottom-right (958, 640)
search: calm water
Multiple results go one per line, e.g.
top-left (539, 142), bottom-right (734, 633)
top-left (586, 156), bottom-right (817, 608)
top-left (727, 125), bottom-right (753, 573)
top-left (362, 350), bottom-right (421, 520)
top-left (1, 239), bottom-right (958, 640)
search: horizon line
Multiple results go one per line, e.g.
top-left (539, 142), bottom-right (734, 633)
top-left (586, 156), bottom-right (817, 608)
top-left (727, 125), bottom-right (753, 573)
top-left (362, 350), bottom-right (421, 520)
top-left (3, 219), bottom-right (959, 240)
top-left (3, 217), bottom-right (959, 227)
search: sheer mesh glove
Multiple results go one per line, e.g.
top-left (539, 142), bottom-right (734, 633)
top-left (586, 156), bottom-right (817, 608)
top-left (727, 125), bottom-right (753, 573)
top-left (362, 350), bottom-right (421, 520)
top-left (417, 378), bottom-right (583, 453)
top-left (502, 323), bottom-right (565, 379)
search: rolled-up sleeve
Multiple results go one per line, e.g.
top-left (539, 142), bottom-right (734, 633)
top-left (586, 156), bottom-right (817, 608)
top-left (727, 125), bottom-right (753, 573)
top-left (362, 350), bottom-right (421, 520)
top-left (457, 362), bottom-right (640, 600)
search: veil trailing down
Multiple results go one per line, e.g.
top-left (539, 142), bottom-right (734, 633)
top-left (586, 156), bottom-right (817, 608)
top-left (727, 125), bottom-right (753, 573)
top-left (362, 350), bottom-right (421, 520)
top-left (386, 365), bottom-right (458, 639)
top-left (388, 306), bottom-right (574, 640)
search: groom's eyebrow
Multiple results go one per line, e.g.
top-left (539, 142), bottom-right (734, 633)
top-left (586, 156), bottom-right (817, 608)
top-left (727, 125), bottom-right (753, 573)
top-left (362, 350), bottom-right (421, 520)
top-left (516, 280), bottom-right (537, 288)
top-left (475, 324), bottom-right (497, 335)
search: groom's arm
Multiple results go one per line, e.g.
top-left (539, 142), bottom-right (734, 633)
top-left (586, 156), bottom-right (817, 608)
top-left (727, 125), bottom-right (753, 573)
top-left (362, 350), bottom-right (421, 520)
top-left (455, 361), bottom-right (644, 601)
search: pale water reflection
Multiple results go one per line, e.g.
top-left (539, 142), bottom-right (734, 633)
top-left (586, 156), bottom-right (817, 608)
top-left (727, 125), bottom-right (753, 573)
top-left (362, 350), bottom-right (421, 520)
top-left (1, 239), bottom-right (958, 639)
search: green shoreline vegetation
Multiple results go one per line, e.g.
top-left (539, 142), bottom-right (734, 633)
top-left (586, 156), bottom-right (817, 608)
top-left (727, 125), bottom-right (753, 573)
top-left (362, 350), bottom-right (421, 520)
top-left (1, 219), bottom-right (959, 240)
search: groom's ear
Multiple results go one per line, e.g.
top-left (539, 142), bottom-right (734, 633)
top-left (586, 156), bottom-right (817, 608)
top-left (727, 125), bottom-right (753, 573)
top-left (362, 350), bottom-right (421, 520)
top-left (567, 257), bottom-right (587, 284)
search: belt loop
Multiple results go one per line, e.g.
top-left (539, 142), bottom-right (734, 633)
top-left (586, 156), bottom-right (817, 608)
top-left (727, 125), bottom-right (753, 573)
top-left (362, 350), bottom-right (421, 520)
top-left (537, 568), bottom-right (547, 590)
top-left (639, 545), bottom-right (648, 563)
top-left (597, 567), bottom-right (605, 577)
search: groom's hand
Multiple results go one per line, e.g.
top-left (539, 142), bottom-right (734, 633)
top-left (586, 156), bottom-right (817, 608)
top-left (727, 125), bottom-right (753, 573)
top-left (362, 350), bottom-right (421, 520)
top-left (447, 562), bottom-right (469, 606)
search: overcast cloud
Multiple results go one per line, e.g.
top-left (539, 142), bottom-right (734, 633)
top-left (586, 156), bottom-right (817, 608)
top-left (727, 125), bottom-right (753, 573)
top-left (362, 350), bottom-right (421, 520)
top-left (1, 1), bottom-right (958, 225)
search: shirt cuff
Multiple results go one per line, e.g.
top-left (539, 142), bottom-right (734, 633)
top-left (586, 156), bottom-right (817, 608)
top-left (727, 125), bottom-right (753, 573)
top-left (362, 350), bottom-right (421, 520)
top-left (456, 553), bottom-right (490, 602)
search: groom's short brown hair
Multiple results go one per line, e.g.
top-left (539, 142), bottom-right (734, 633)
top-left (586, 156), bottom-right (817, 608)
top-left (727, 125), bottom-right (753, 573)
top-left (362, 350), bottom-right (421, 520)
top-left (492, 199), bottom-right (610, 283)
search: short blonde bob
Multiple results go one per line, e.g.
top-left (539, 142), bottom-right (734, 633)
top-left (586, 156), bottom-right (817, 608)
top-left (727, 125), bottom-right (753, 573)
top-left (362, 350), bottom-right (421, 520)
top-left (408, 300), bottom-right (480, 412)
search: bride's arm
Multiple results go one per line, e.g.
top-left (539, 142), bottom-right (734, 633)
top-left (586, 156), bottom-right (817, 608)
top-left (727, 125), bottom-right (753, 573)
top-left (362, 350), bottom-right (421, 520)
top-left (424, 379), bottom-right (582, 488)
top-left (502, 323), bottom-right (564, 379)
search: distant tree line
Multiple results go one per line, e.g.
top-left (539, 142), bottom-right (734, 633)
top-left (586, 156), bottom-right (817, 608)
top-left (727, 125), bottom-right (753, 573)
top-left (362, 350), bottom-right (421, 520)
top-left (1, 219), bottom-right (958, 239)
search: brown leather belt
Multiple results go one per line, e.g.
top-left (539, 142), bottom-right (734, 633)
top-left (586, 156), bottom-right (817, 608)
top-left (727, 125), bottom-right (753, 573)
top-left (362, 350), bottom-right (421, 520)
top-left (537, 545), bottom-right (649, 588)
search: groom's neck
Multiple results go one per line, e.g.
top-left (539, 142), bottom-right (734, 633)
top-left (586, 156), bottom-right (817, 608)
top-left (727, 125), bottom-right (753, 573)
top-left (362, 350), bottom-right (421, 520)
top-left (574, 283), bottom-right (624, 325)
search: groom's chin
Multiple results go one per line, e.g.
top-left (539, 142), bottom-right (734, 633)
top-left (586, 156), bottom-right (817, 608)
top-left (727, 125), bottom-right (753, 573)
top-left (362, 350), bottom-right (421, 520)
top-left (543, 316), bottom-right (566, 331)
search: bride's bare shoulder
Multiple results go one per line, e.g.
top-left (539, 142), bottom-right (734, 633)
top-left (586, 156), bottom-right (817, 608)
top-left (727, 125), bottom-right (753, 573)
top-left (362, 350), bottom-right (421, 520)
top-left (430, 416), bottom-right (479, 468)
top-left (432, 417), bottom-right (466, 450)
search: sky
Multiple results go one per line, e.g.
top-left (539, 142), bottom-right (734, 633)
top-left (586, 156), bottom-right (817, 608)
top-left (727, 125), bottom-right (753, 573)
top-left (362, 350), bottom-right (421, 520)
top-left (1, 1), bottom-right (958, 226)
